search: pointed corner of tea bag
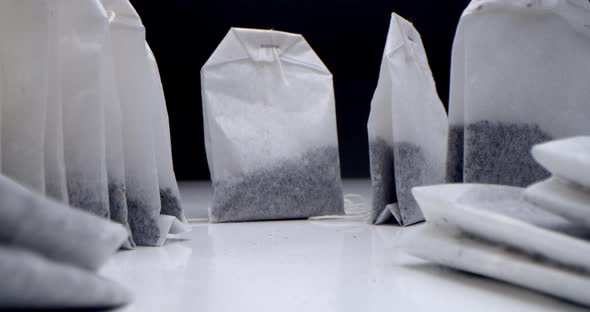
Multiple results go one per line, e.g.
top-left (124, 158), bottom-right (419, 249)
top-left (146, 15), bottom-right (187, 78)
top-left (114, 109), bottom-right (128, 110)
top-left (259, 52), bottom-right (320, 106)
top-left (153, 215), bottom-right (176, 247)
top-left (156, 215), bottom-right (192, 244)
top-left (387, 203), bottom-right (404, 226)
top-left (169, 217), bottom-right (192, 235)
top-left (374, 203), bottom-right (399, 225)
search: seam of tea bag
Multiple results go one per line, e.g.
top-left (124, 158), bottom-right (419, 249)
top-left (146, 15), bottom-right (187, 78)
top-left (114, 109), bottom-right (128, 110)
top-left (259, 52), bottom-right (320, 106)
top-left (309, 193), bottom-right (368, 221)
top-left (280, 56), bottom-right (329, 74)
top-left (201, 56), bottom-right (253, 70)
top-left (229, 28), bottom-right (301, 65)
top-left (272, 46), bottom-right (290, 86)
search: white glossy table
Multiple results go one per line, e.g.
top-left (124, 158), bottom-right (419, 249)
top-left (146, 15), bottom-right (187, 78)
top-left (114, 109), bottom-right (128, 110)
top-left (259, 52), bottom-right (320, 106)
top-left (100, 180), bottom-right (588, 312)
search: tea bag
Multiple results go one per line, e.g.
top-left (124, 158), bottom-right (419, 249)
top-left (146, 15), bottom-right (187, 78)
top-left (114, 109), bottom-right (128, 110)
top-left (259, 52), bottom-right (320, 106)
top-left (59, 0), bottom-right (110, 218)
top-left (525, 177), bottom-right (590, 228)
top-left (531, 136), bottom-right (590, 188)
top-left (447, 0), bottom-right (590, 186)
top-left (0, 174), bottom-right (127, 271)
top-left (202, 27), bottom-right (345, 222)
top-left (523, 137), bottom-right (590, 228)
top-left (44, 3), bottom-right (68, 203)
top-left (103, 0), bottom-right (175, 246)
top-left (146, 43), bottom-right (187, 223)
top-left (0, 0), bottom-right (49, 194)
top-left (367, 13), bottom-right (448, 226)
top-left (0, 246), bottom-right (131, 309)
top-left (403, 225), bottom-right (590, 307)
top-left (101, 13), bottom-right (135, 248)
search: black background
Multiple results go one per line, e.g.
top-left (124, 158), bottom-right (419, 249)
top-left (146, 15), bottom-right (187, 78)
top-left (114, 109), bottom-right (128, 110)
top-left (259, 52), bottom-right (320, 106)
top-left (129, 0), bottom-right (471, 180)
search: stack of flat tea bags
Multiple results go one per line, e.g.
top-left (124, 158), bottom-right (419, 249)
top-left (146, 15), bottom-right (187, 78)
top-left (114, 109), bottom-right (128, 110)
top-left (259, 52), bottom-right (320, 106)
top-left (405, 137), bottom-right (590, 307)
top-left (524, 137), bottom-right (590, 227)
top-left (0, 0), bottom-right (187, 247)
top-left (402, 0), bottom-right (590, 306)
top-left (0, 174), bottom-right (130, 309)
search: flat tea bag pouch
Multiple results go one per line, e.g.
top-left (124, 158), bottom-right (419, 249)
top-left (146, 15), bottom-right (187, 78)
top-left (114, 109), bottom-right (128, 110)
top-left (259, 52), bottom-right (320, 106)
top-left (146, 43), bottom-right (187, 223)
top-left (202, 27), bottom-right (345, 222)
top-left (103, 0), bottom-right (186, 245)
top-left (59, 0), bottom-right (110, 218)
top-left (530, 136), bottom-right (590, 188)
top-left (0, 1), bottom-right (49, 194)
top-left (446, 0), bottom-right (590, 186)
top-left (0, 246), bottom-right (131, 309)
top-left (524, 137), bottom-right (590, 227)
top-left (0, 174), bottom-right (127, 271)
top-left (368, 13), bottom-right (448, 226)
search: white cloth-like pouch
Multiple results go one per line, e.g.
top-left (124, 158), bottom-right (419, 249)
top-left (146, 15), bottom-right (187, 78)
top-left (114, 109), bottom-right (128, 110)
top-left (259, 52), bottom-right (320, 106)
top-left (0, 246), bottom-right (131, 309)
top-left (368, 13), bottom-right (448, 226)
top-left (0, 174), bottom-right (127, 271)
top-left (146, 43), bottom-right (187, 223)
top-left (103, 0), bottom-right (188, 245)
top-left (0, 1), bottom-right (50, 194)
top-left (446, 0), bottom-right (590, 187)
top-left (202, 27), bottom-right (344, 222)
top-left (59, 0), bottom-right (110, 218)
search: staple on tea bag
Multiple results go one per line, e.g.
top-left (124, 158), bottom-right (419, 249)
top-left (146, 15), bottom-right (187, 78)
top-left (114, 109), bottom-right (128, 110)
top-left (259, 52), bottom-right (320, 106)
top-left (0, 0), bottom-right (49, 194)
top-left (202, 27), bottom-right (344, 222)
top-left (368, 13), bottom-right (448, 226)
top-left (447, 0), bottom-right (590, 186)
top-left (60, 0), bottom-right (110, 218)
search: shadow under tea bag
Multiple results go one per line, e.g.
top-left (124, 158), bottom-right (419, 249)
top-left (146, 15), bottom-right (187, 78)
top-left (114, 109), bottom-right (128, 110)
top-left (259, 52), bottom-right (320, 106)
top-left (0, 1), bottom-right (49, 194)
top-left (146, 43), bottom-right (187, 223)
top-left (103, 0), bottom-right (181, 246)
top-left (368, 13), bottom-right (448, 226)
top-left (59, 0), bottom-right (110, 218)
top-left (446, 0), bottom-right (590, 186)
top-left (202, 28), bottom-right (345, 222)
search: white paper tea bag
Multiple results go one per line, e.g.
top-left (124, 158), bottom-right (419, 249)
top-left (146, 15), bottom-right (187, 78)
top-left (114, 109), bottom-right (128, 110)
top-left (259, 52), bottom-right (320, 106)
top-left (103, 0), bottom-right (183, 246)
top-left (146, 44), bottom-right (187, 223)
top-left (0, 174), bottom-right (127, 271)
top-left (100, 13), bottom-right (135, 248)
top-left (0, 1), bottom-right (49, 194)
top-left (530, 136), bottom-right (590, 188)
top-left (368, 13), bottom-right (448, 226)
top-left (59, 0), bottom-right (110, 218)
top-left (0, 246), bottom-right (131, 309)
top-left (447, 0), bottom-right (590, 187)
top-left (202, 27), bottom-right (344, 222)
top-left (44, 4), bottom-right (68, 203)
top-left (525, 177), bottom-right (590, 228)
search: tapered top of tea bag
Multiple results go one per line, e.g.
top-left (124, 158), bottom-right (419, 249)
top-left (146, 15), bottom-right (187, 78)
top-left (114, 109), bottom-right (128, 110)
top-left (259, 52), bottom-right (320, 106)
top-left (463, 0), bottom-right (590, 36)
top-left (203, 27), bottom-right (330, 74)
top-left (383, 13), bottom-right (427, 63)
top-left (102, 0), bottom-right (143, 29)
